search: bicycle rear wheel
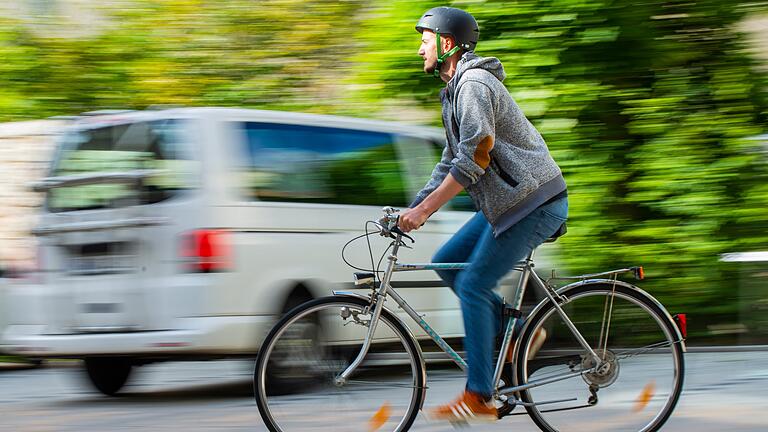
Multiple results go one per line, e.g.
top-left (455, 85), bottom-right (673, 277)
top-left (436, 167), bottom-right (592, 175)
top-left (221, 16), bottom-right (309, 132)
top-left (254, 296), bottom-right (425, 432)
top-left (514, 282), bottom-right (685, 432)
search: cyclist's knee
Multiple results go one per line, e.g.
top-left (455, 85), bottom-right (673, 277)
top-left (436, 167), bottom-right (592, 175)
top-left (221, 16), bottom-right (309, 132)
top-left (431, 247), bottom-right (453, 266)
top-left (456, 277), bottom-right (498, 304)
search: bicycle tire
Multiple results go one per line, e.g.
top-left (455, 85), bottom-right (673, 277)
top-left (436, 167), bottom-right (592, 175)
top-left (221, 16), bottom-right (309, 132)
top-left (513, 282), bottom-right (685, 432)
top-left (254, 295), bottom-right (426, 432)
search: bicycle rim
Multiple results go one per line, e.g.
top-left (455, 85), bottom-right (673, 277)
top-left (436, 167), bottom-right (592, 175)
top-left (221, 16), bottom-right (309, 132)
top-left (515, 284), bottom-right (684, 432)
top-left (255, 296), bottom-right (424, 432)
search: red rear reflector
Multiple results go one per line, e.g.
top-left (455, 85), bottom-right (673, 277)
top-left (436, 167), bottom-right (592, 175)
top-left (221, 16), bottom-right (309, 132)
top-left (674, 314), bottom-right (687, 338)
top-left (180, 229), bottom-right (233, 272)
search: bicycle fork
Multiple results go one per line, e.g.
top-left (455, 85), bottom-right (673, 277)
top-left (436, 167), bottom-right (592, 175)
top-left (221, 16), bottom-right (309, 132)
top-left (335, 240), bottom-right (403, 386)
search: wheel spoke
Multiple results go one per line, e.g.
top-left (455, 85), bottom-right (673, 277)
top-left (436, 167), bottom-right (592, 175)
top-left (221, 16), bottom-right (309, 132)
top-left (254, 297), bottom-right (424, 432)
top-left (344, 380), bottom-right (421, 389)
top-left (614, 340), bottom-right (678, 360)
top-left (516, 284), bottom-right (684, 432)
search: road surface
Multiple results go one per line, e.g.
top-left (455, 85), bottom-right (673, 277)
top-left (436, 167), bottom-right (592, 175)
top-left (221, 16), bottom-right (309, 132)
top-left (1, 351), bottom-right (766, 431)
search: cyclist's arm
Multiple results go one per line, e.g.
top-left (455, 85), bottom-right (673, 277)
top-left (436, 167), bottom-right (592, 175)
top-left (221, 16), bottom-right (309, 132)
top-left (399, 173), bottom-right (464, 232)
top-left (450, 80), bottom-right (497, 186)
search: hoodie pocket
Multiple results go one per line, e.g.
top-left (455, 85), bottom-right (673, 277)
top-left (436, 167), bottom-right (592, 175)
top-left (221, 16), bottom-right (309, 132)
top-left (490, 159), bottom-right (519, 188)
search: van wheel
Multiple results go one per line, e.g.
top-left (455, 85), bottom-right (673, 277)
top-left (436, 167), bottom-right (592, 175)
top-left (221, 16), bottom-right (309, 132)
top-left (83, 357), bottom-right (133, 396)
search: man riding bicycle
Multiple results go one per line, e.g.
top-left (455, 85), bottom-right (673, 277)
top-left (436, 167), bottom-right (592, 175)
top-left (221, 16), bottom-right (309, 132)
top-left (398, 6), bottom-right (569, 423)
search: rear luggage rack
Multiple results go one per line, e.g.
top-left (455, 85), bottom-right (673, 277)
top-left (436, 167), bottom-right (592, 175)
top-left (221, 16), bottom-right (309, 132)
top-left (548, 266), bottom-right (645, 281)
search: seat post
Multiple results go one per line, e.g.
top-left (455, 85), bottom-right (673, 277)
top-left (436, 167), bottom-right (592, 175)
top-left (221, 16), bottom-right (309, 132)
top-left (525, 248), bottom-right (536, 263)
top-left (509, 248), bottom-right (535, 311)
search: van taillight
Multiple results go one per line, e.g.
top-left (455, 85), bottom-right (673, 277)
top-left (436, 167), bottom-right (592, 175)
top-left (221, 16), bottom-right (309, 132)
top-left (180, 229), bottom-right (233, 273)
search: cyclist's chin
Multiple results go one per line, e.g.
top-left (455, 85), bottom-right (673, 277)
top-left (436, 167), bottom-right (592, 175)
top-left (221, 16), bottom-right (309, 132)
top-left (424, 62), bottom-right (436, 75)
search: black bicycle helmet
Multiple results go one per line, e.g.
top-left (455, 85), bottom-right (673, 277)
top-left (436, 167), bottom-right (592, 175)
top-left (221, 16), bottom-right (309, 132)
top-left (415, 7), bottom-right (479, 52)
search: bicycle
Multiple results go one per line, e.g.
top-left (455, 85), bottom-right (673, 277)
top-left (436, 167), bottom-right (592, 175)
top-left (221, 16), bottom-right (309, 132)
top-left (254, 207), bottom-right (686, 432)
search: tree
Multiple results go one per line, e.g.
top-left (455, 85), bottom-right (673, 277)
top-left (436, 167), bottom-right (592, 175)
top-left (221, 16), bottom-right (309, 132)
top-left (0, 0), bottom-right (366, 120)
top-left (349, 0), bottom-right (768, 341)
top-left (1, 0), bottom-right (767, 342)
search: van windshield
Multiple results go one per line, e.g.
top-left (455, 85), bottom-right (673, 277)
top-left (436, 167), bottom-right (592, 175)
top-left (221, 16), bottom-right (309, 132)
top-left (47, 120), bottom-right (198, 212)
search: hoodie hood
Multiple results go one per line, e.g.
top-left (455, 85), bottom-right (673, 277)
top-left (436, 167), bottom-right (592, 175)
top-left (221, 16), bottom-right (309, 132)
top-left (447, 52), bottom-right (506, 96)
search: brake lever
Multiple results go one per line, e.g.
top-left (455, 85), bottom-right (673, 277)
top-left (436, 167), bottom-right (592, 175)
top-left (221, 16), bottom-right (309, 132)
top-left (391, 225), bottom-right (415, 244)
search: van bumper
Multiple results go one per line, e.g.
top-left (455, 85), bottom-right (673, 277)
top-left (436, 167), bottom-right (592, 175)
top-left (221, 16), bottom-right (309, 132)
top-left (2, 315), bottom-right (276, 357)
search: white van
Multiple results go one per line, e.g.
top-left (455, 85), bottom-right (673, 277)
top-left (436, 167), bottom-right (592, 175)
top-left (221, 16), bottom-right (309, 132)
top-left (2, 107), bottom-right (481, 395)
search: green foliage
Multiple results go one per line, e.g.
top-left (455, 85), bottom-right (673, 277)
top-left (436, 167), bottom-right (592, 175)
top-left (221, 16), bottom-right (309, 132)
top-left (0, 0), bottom-right (365, 119)
top-left (350, 1), bottom-right (768, 342)
top-left (1, 1), bottom-right (767, 342)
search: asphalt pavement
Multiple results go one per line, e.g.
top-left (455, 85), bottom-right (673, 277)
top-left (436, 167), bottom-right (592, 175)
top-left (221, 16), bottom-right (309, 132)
top-left (0, 351), bottom-right (767, 431)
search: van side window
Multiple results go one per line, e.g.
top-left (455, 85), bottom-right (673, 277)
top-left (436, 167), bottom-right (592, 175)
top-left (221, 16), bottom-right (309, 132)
top-left (238, 122), bottom-right (409, 207)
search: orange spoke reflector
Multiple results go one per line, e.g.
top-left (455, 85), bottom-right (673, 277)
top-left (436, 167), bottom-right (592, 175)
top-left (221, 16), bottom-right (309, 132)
top-left (634, 381), bottom-right (656, 413)
top-left (369, 402), bottom-right (392, 431)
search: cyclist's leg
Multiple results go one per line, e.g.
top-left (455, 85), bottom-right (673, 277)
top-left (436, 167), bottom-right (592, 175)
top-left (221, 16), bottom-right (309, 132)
top-left (456, 198), bottom-right (568, 398)
top-left (432, 211), bottom-right (522, 367)
top-left (431, 212), bottom-right (508, 337)
top-left (431, 211), bottom-right (490, 292)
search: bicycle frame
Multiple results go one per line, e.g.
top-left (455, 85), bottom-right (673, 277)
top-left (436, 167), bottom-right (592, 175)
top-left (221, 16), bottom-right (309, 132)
top-left (333, 233), bottom-right (608, 398)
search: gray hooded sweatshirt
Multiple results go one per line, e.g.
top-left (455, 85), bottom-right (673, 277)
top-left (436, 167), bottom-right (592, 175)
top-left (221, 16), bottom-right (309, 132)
top-left (411, 52), bottom-right (567, 237)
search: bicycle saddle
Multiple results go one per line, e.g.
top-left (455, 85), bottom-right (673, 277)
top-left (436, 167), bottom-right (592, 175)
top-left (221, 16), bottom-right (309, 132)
top-left (545, 222), bottom-right (567, 243)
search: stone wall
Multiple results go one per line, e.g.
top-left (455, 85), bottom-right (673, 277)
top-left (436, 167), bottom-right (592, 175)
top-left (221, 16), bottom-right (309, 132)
top-left (0, 120), bottom-right (67, 271)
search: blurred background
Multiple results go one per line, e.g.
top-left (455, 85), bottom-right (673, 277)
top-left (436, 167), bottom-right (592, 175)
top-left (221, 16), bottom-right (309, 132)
top-left (2, 0), bottom-right (767, 344)
top-left (1, 1), bottom-right (768, 431)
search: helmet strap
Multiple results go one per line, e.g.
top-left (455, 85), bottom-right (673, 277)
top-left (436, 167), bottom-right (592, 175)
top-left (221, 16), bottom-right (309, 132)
top-left (434, 32), bottom-right (461, 78)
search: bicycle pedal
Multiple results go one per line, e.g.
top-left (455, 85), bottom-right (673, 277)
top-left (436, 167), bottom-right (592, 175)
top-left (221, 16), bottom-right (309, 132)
top-left (496, 400), bottom-right (517, 419)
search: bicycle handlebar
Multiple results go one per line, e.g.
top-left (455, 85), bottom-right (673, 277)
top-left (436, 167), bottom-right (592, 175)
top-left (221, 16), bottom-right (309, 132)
top-left (377, 207), bottom-right (414, 244)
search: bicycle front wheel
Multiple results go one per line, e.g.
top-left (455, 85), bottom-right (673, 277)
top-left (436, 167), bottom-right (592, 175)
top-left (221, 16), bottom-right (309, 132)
top-left (254, 296), bottom-right (425, 432)
top-left (514, 282), bottom-right (685, 432)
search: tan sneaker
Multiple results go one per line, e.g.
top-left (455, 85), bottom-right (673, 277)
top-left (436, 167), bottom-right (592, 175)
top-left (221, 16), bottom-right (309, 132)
top-left (527, 327), bottom-right (547, 360)
top-left (505, 327), bottom-right (548, 362)
top-left (429, 390), bottom-right (498, 423)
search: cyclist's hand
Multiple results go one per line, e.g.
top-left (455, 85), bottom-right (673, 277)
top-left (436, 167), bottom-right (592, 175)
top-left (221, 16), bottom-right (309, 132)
top-left (398, 207), bottom-right (429, 233)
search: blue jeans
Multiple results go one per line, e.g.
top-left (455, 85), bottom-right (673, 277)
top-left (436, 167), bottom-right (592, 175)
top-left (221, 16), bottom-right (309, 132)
top-left (432, 197), bottom-right (568, 397)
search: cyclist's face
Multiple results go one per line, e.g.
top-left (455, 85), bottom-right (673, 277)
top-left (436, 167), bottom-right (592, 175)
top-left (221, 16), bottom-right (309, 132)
top-left (418, 30), bottom-right (438, 74)
top-left (418, 30), bottom-right (457, 75)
